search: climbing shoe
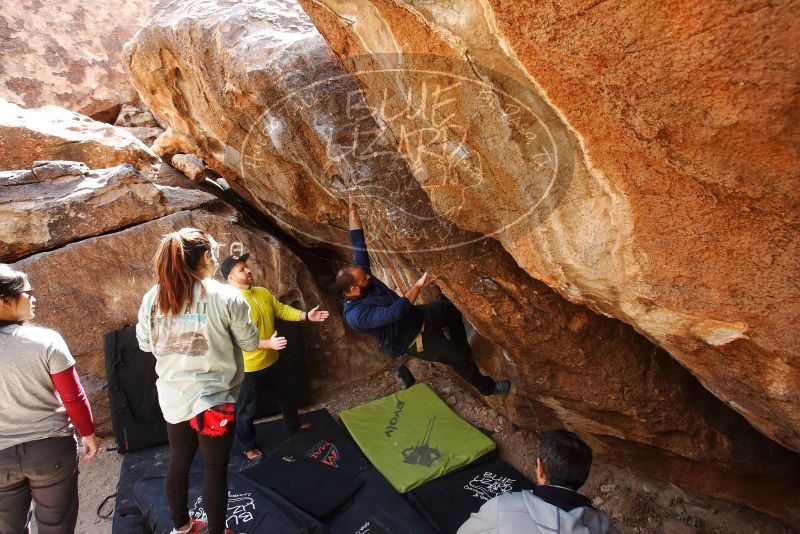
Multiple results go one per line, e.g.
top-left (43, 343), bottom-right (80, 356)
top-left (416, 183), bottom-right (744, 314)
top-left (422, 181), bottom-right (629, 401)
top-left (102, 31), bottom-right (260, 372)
top-left (394, 364), bottom-right (416, 389)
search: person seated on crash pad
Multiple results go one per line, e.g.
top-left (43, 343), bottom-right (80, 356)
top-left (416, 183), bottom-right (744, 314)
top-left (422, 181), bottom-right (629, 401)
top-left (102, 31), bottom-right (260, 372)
top-left (221, 252), bottom-right (329, 461)
top-left (334, 198), bottom-right (510, 396)
top-left (458, 429), bottom-right (617, 534)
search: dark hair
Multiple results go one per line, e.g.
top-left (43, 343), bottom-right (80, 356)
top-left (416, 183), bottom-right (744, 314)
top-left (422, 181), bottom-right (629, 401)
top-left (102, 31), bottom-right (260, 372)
top-left (153, 228), bottom-right (214, 316)
top-left (334, 266), bottom-right (358, 294)
top-left (0, 264), bottom-right (28, 303)
top-left (537, 430), bottom-right (593, 490)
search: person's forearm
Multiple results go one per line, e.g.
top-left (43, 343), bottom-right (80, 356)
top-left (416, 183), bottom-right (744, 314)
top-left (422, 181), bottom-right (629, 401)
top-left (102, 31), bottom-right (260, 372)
top-left (51, 367), bottom-right (95, 436)
top-left (403, 283), bottom-right (423, 304)
top-left (349, 205), bottom-right (362, 230)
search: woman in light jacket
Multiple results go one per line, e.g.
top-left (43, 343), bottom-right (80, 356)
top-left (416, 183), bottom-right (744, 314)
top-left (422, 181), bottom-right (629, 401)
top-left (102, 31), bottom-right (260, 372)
top-left (137, 228), bottom-right (271, 534)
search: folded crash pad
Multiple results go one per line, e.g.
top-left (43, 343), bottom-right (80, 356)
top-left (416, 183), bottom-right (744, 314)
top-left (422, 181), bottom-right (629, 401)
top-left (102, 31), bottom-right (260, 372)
top-left (407, 455), bottom-right (536, 533)
top-left (104, 326), bottom-right (168, 453)
top-left (134, 472), bottom-right (327, 534)
top-left (254, 319), bottom-right (311, 418)
top-left (339, 384), bottom-right (496, 493)
top-left (326, 467), bottom-right (437, 534)
top-left (247, 408), bottom-right (370, 475)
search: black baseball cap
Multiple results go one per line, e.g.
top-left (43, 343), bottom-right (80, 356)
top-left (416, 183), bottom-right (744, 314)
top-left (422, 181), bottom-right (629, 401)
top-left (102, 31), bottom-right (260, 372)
top-left (220, 253), bottom-right (250, 280)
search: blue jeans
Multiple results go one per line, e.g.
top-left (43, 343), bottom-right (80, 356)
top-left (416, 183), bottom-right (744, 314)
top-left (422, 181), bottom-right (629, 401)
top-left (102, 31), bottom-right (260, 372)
top-left (235, 362), bottom-right (302, 453)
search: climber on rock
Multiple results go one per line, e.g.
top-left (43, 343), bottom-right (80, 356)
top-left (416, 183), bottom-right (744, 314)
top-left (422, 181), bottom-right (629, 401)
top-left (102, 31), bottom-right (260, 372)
top-left (222, 253), bottom-right (329, 461)
top-left (335, 200), bottom-right (510, 396)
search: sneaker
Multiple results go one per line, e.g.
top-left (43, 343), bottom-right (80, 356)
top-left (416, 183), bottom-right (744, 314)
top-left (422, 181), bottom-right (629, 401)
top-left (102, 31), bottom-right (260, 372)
top-left (489, 379), bottom-right (511, 396)
top-left (171, 519), bottom-right (208, 534)
top-left (393, 364), bottom-right (416, 389)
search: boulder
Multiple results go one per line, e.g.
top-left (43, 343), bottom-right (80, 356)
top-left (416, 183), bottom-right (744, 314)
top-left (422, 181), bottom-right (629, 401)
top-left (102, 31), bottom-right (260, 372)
top-left (295, 0), bottom-right (800, 451)
top-left (0, 162), bottom-right (217, 262)
top-left (0, 0), bottom-right (151, 119)
top-left (171, 153), bottom-right (206, 183)
top-left (13, 208), bottom-right (383, 436)
top-left (115, 101), bottom-right (165, 146)
top-left (124, 0), bottom-right (800, 523)
top-left (0, 100), bottom-right (159, 172)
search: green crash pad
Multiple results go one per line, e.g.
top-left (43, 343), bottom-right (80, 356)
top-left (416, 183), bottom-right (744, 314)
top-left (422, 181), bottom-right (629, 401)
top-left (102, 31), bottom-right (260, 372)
top-left (339, 383), bottom-right (496, 493)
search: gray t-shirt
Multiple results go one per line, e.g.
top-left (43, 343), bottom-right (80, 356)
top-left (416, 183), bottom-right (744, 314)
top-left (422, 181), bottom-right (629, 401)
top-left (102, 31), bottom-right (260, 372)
top-left (0, 323), bottom-right (76, 451)
top-left (136, 279), bottom-right (260, 424)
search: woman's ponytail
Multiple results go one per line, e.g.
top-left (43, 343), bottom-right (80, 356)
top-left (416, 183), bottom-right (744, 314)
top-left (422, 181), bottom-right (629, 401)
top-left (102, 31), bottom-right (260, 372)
top-left (153, 228), bottom-right (212, 315)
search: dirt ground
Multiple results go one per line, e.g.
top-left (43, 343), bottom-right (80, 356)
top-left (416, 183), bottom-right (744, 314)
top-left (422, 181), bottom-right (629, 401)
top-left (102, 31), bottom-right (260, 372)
top-left (59, 359), bottom-right (795, 534)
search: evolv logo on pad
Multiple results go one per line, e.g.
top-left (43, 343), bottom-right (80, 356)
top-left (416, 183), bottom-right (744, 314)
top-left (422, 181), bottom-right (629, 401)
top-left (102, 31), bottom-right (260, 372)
top-left (384, 400), bottom-right (406, 437)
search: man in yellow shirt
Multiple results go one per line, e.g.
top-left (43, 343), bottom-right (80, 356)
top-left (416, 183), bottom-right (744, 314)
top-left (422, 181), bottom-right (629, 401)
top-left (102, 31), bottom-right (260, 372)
top-left (221, 253), bottom-right (329, 460)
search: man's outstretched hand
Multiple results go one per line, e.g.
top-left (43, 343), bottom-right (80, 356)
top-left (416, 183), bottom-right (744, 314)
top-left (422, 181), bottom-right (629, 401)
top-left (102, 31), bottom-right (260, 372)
top-left (305, 305), bottom-right (330, 322)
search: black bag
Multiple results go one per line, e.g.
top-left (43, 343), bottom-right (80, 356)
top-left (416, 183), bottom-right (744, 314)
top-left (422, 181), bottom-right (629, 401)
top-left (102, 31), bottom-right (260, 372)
top-left (254, 319), bottom-right (310, 418)
top-left (103, 326), bottom-right (168, 453)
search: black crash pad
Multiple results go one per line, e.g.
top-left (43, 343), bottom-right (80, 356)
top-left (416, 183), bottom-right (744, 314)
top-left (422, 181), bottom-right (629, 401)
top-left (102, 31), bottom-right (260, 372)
top-left (241, 446), bottom-right (364, 518)
top-left (246, 409), bottom-right (370, 475)
top-left (104, 326), bottom-right (168, 454)
top-left (407, 456), bottom-right (536, 534)
top-left (116, 445), bottom-right (180, 515)
top-left (117, 441), bottom-right (251, 517)
top-left (326, 467), bottom-right (437, 534)
top-left (133, 472), bottom-right (327, 534)
top-left (253, 319), bottom-right (311, 419)
top-left (112, 510), bottom-right (151, 534)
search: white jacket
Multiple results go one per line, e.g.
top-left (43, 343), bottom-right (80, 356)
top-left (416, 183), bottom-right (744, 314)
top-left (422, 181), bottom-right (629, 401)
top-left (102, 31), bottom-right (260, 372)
top-left (457, 489), bottom-right (618, 534)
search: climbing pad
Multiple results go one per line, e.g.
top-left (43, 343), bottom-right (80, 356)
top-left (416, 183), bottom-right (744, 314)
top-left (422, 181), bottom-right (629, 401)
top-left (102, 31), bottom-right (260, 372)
top-left (104, 326), bottom-right (167, 453)
top-left (133, 472), bottom-right (326, 534)
top-left (241, 445), bottom-right (365, 518)
top-left (116, 445), bottom-right (181, 515)
top-left (112, 510), bottom-right (151, 534)
top-left (247, 408), bottom-right (371, 475)
top-left (407, 455), bottom-right (536, 533)
top-left (326, 467), bottom-right (437, 534)
top-left (339, 384), bottom-right (496, 493)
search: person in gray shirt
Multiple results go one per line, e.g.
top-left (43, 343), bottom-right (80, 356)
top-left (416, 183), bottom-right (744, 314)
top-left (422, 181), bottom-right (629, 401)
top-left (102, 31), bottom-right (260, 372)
top-left (0, 264), bottom-right (99, 534)
top-left (458, 430), bottom-right (617, 534)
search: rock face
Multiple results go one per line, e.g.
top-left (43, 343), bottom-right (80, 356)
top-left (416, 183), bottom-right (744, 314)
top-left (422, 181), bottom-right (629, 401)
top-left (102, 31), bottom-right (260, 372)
top-left (0, 162), bottom-right (216, 262)
top-left (295, 0), bottom-right (800, 455)
top-left (0, 0), bottom-right (151, 120)
top-left (125, 0), bottom-right (800, 523)
top-left (0, 100), bottom-right (158, 172)
top-left (13, 208), bottom-right (383, 436)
